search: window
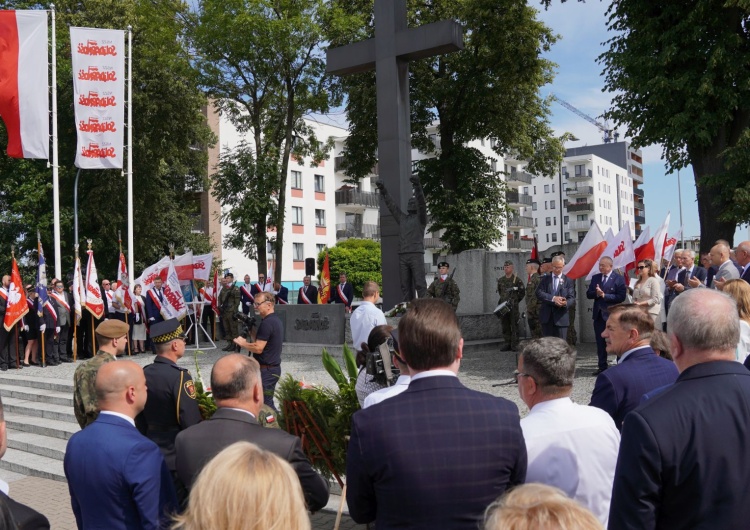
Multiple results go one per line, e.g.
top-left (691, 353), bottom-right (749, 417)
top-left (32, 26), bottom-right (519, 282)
top-left (550, 200), bottom-right (556, 210)
top-left (481, 138), bottom-right (485, 146)
top-left (575, 164), bottom-right (585, 176)
top-left (546, 234), bottom-right (550, 243)
top-left (491, 160), bottom-right (497, 172)
top-left (532, 202), bottom-right (537, 211)
top-left (315, 209), bottom-right (326, 227)
top-left (564, 215), bottom-right (569, 224)
top-left (553, 217), bottom-right (557, 226)
top-left (314, 174), bottom-right (324, 192)
top-left (564, 232), bottom-right (570, 241)
top-left (544, 184), bottom-right (550, 193)
top-left (551, 183), bottom-right (555, 193)
top-left (577, 214), bottom-right (587, 221)
top-left (291, 170), bottom-right (302, 189)
top-left (490, 138), bottom-right (497, 148)
top-left (544, 201), bottom-right (548, 210)
top-left (533, 186), bottom-right (537, 194)
top-left (551, 233), bottom-right (558, 242)
top-left (316, 244), bottom-right (326, 255)
top-left (293, 243), bottom-right (304, 261)
top-left (523, 187), bottom-right (529, 194)
top-left (292, 206), bottom-right (303, 225)
top-left (534, 217), bottom-right (538, 227)
top-left (545, 217), bottom-right (551, 226)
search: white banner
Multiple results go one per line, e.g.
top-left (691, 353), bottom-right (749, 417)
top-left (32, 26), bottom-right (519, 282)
top-left (192, 253), bottom-right (213, 282)
top-left (70, 26), bottom-right (125, 169)
top-left (135, 255), bottom-right (171, 292)
top-left (160, 261), bottom-right (187, 321)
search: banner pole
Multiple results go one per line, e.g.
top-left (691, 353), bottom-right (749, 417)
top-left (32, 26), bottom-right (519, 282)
top-left (127, 25), bottom-right (134, 285)
top-left (50, 4), bottom-right (61, 279)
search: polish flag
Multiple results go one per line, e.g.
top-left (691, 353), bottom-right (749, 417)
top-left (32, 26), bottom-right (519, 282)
top-left (4, 256), bottom-right (28, 331)
top-left (606, 221), bottom-right (636, 272)
top-left (211, 269), bottom-right (220, 316)
top-left (662, 227), bottom-right (683, 265)
top-left (173, 251), bottom-right (194, 281)
top-left (0, 10), bottom-right (49, 159)
top-left (652, 212), bottom-right (671, 266)
top-left (115, 252), bottom-right (133, 312)
top-left (72, 255), bottom-right (84, 324)
top-left (562, 221), bottom-right (608, 280)
top-left (634, 226), bottom-right (654, 262)
top-left (585, 227), bottom-right (616, 280)
top-left (84, 249), bottom-right (105, 319)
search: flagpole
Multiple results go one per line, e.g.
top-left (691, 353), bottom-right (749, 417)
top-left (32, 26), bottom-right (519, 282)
top-left (119, 232), bottom-right (131, 357)
top-left (50, 4), bottom-right (61, 279)
top-left (38, 236), bottom-right (46, 367)
top-left (87, 240), bottom-right (96, 355)
top-left (126, 25), bottom-right (134, 286)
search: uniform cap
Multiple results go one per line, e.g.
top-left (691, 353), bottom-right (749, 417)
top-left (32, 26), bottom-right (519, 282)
top-left (526, 259), bottom-right (541, 266)
top-left (224, 272), bottom-right (234, 279)
top-left (95, 319), bottom-right (130, 339)
top-left (437, 262), bottom-right (450, 268)
top-left (150, 318), bottom-right (186, 344)
top-left (504, 260), bottom-right (514, 267)
top-left (551, 251), bottom-right (566, 258)
top-left (542, 258), bottom-right (552, 264)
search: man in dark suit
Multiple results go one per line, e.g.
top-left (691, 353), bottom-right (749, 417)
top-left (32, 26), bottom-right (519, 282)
top-left (145, 276), bottom-right (166, 325)
top-left (734, 241), bottom-right (750, 284)
top-left (674, 249), bottom-right (707, 293)
top-left (0, 396), bottom-right (50, 529)
top-left (331, 272), bottom-right (354, 312)
top-left (610, 289), bottom-right (750, 529)
top-left (65, 360), bottom-right (178, 529)
top-left (297, 275), bottom-right (318, 304)
top-left (273, 282), bottom-right (289, 305)
top-left (589, 304), bottom-right (678, 431)
top-left (536, 255), bottom-right (576, 339)
top-left (346, 299), bottom-right (527, 529)
top-left (175, 354), bottom-right (329, 511)
top-left (586, 256), bottom-right (627, 375)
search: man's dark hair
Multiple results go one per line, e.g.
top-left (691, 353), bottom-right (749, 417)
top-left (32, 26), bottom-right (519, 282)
top-left (211, 356), bottom-right (259, 400)
top-left (398, 299), bottom-right (461, 370)
top-left (608, 303), bottom-right (654, 341)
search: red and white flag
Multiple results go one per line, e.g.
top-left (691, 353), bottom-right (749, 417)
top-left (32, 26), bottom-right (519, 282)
top-left (192, 253), bottom-right (213, 282)
top-left (0, 10), bottom-right (49, 159)
top-left (70, 26), bottom-right (124, 169)
top-left (84, 249), bottom-right (105, 319)
top-left (159, 261), bottom-right (187, 321)
top-left (173, 251), bottom-right (194, 281)
top-left (115, 252), bottom-right (133, 312)
top-left (211, 269), bottom-right (220, 316)
top-left (562, 221), bottom-right (608, 280)
top-left (135, 255), bottom-right (170, 292)
top-left (585, 227), bottom-right (616, 280)
top-left (633, 226), bottom-right (654, 262)
top-left (3, 257), bottom-right (28, 331)
top-left (605, 221), bottom-right (636, 273)
top-left (662, 227), bottom-right (683, 265)
top-left (652, 213), bottom-right (671, 266)
top-left (72, 255), bottom-right (84, 324)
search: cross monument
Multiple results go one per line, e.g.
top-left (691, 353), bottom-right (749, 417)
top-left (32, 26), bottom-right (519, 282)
top-left (326, 0), bottom-right (463, 309)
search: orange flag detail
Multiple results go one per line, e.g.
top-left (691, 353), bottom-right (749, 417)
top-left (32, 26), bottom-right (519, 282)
top-left (4, 257), bottom-right (28, 331)
top-left (318, 253), bottom-right (331, 304)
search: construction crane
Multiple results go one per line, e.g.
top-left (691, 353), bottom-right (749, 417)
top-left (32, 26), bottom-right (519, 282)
top-left (553, 96), bottom-right (619, 144)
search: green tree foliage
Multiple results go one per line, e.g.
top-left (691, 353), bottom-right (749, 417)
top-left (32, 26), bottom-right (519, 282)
top-left (187, 0), bottom-right (339, 280)
top-left (595, 0), bottom-right (750, 250)
top-left (317, 239), bottom-right (381, 298)
top-left (326, 0), bottom-right (567, 253)
top-left (0, 0), bottom-right (214, 279)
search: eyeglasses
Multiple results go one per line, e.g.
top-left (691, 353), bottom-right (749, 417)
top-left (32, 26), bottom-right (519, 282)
top-left (253, 300), bottom-right (270, 307)
top-left (513, 371), bottom-right (536, 383)
top-left (637, 266), bottom-right (647, 270)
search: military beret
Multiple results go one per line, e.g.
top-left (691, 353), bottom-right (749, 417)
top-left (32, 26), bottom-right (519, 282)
top-left (96, 319), bottom-right (130, 339)
top-left (437, 262), bottom-right (450, 268)
top-left (224, 272), bottom-right (234, 279)
top-left (504, 260), bottom-right (514, 266)
top-left (542, 257), bottom-right (552, 264)
top-left (150, 318), bottom-right (186, 344)
top-left (551, 251), bottom-right (566, 258)
top-left (526, 259), bottom-right (541, 266)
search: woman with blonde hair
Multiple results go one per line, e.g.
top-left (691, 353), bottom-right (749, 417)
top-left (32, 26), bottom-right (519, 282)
top-left (172, 441), bottom-right (310, 530)
top-left (484, 483), bottom-right (603, 530)
top-left (632, 259), bottom-right (662, 325)
top-left (720, 279), bottom-right (750, 363)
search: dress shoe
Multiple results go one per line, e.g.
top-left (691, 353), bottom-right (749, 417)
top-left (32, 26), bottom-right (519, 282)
top-left (30, 360), bottom-right (40, 366)
top-left (22, 361), bottom-right (31, 367)
top-left (592, 367), bottom-right (608, 376)
top-left (61, 358), bottom-right (73, 363)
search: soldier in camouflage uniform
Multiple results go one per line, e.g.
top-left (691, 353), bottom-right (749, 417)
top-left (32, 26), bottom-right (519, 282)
top-left (73, 319), bottom-right (130, 428)
top-left (427, 261), bottom-right (460, 311)
top-left (551, 251), bottom-right (577, 346)
top-left (525, 259), bottom-right (542, 339)
top-left (497, 260), bottom-right (526, 351)
top-left (219, 272), bottom-right (241, 351)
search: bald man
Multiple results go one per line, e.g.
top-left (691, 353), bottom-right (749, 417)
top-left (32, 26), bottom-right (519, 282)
top-left (710, 242), bottom-right (740, 290)
top-left (175, 354), bottom-right (329, 511)
top-left (65, 361), bottom-right (178, 530)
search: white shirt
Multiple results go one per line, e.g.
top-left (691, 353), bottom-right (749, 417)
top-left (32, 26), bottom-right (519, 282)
top-left (521, 397), bottom-right (620, 526)
top-left (737, 320), bottom-right (750, 363)
top-left (98, 410), bottom-right (136, 427)
top-left (410, 369), bottom-right (457, 381)
top-left (350, 301), bottom-right (386, 350)
top-left (363, 375), bottom-right (411, 408)
top-left (617, 345), bottom-right (646, 364)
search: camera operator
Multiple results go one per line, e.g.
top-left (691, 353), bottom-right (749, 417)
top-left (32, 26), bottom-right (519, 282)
top-left (363, 329), bottom-right (411, 408)
top-left (233, 292), bottom-right (283, 411)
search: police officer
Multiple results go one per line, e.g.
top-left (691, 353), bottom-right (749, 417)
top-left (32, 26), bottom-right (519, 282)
top-left (218, 273), bottom-right (241, 352)
top-left (525, 259), bottom-right (542, 339)
top-left (497, 260), bottom-right (525, 351)
top-left (551, 251), bottom-right (577, 346)
top-left (136, 318), bottom-right (201, 506)
top-left (427, 262), bottom-right (460, 311)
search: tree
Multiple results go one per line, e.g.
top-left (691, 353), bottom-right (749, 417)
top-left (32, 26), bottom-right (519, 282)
top-left (0, 0), bottom-right (215, 278)
top-left (188, 0), bottom-right (339, 280)
top-left (327, 0), bottom-right (567, 253)
top-left (592, 0), bottom-right (750, 251)
top-left (317, 239), bottom-right (381, 299)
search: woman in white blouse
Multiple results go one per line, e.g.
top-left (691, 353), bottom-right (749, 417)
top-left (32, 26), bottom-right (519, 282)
top-left (721, 279), bottom-right (750, 363)
top-left (632, 259), bottom-right (662, 325)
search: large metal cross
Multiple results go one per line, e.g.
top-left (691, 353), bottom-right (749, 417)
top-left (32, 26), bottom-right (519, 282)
top-left (326, 0), bottom-right (463, 309)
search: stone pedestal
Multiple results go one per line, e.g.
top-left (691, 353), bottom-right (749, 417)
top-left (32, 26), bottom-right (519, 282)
top-left (274, 304), bottom-right (346, 345)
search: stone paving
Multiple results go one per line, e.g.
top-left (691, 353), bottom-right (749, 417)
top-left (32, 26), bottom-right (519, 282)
top-left (0, 338), bottom-right (603, 528)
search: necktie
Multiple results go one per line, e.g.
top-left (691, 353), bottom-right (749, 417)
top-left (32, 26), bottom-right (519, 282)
top-left (603, 275), bottom-right (608, 285)
top-left (553, 276), bottom-right (559, 292)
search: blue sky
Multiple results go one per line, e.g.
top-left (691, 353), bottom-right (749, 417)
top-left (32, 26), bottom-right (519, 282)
top-left (534, 0), bottom-right (746, 244)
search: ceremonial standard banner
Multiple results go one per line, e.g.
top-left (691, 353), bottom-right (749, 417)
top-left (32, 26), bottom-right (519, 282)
top-left (0, 10), bottom-right (49, 159)
top-left (70, 26), bottom-right (124, 169)
top-left (4, 257), bottom-right (28, 331)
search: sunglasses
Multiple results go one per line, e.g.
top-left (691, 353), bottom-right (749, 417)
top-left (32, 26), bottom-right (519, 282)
top-left (637, 266), bottom-right (647, 270)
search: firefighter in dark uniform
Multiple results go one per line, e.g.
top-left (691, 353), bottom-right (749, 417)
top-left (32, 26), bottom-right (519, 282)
top-left (136, 318), bottom-right (201, 506)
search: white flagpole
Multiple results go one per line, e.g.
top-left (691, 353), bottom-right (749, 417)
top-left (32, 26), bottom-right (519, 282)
top-left (127, 25), bottom-right (134, 285)
top-left (50, 4), bottom-right (61, 279)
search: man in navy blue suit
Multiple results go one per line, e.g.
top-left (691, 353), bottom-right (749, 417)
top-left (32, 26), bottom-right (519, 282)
top-left (145, 276), bottom-right (166, 325)
top-left (734, 241), bottom-right (750, 284)
top-left (346, 299), bottom-right (526, 529)
top-left (674, 249), bottom-right (707, 293)
top-left (536, 255), bottom-right (576, 340)
top-left (610, 289), bottom-right (750, 529)
top-left (589, 304), bottom-right (678, 431)
top-left (65, 360), bottom-right (178, 530)
top-left (586, 257), bottom-right (627, 375)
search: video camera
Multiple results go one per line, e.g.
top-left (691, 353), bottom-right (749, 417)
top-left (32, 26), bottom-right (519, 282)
top-left (233, 312), bottom-right (257, 340)
top-left (366, 336), bottom-right (401, 387)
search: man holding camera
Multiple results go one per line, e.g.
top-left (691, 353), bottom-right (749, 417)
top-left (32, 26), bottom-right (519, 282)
top-left (219, 273), bottom-right (241, 352)
top-left (234, 292), bottom-right (283, 411)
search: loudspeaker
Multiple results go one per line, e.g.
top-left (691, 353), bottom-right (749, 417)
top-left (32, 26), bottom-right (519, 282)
top-left (305, 258), bottom-right (316, 276)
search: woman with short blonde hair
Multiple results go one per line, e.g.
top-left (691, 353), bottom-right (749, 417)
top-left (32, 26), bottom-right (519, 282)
top-left (721, 279), bottom-right (750, 363)
top-left (172, 441), bottom-right (310, 530)
top-left (484, 483), bottom-right (603, 530)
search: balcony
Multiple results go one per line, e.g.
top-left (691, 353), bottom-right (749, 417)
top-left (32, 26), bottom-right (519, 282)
top-left (506, 170), bottom-right (532, 186)
top-left (507, 239), bottom-right (534, 251)
top-left (567, 202), bottom-right (594, 213)
top-left (424, 237), bottom-right (445, 249)
top-left (565, 186), bottom-right (594, 197)
top-left (634, 199), bottom-right (645, 210)
top-left (567, 169), bottom-right (593, 181)
top-left (568, 220), bottom-right (593, 231)
top-left (336, 223), bottom-right (380, 241)
top-left (508, 215), bottom-right (534, 229)
top-left (335, 189), bottom-right (380, 208)
top-left (634, 215), bottom-right (646, 224)
top-left (506, 191), bottom-right (532, 207)
top-left (334, 156), bottom-right (379, 175)
top-left (633, 187), bottom-right (644, 198)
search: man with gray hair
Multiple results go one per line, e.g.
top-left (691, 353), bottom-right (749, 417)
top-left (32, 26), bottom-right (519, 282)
top-left (673, 249), bottom-right (707, 294)
top-left (536, 255), bottom-right (576, 339)
top-left (733, 241), bottom-right (750, 284)
top-left (610, 289), bottom-right (750, 529)
top-left (517, 337), bottom-right (620, 525)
